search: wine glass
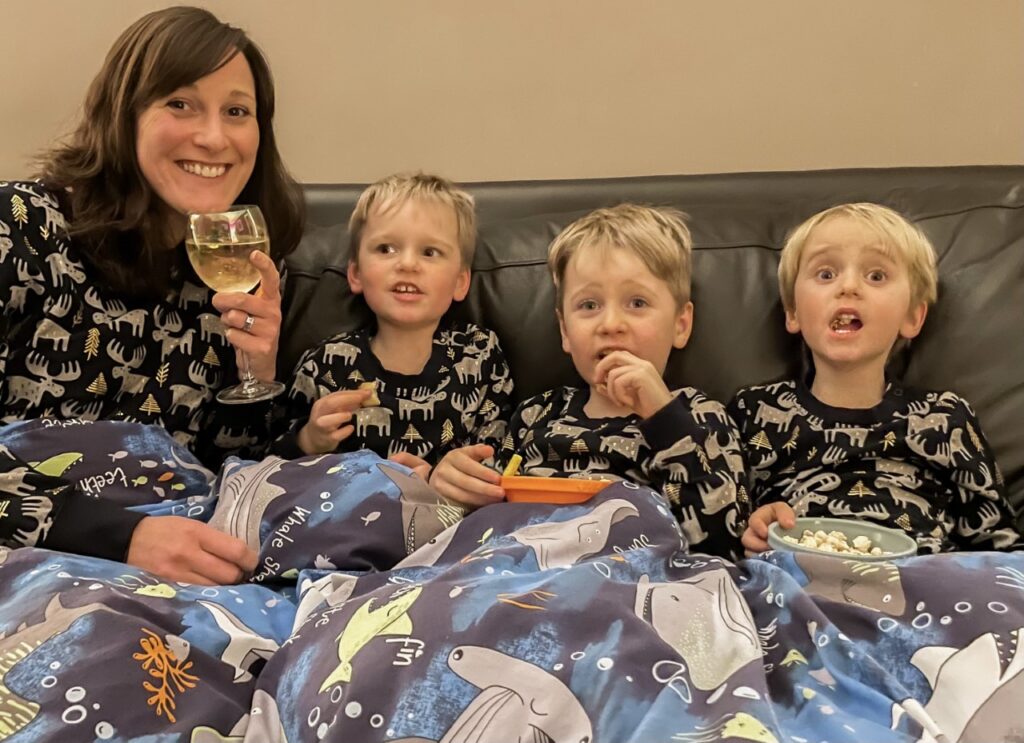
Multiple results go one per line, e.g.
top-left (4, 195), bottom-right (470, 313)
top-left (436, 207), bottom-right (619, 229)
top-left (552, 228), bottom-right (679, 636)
top-left (186, 205), bottom-right (286, 404)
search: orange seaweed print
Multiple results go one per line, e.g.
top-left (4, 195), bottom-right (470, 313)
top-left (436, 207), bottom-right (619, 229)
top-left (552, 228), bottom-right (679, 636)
top-left (132, 628), bottom-right (199, 722)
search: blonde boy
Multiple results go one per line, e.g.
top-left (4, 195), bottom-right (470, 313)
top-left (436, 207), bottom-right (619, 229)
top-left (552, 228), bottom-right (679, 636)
top-left (275, 173), bottom-right (512, 468)
top-left (730, 203), bottom-right (1022, 553)
top-left (431, 204), bottom-right (744, 558)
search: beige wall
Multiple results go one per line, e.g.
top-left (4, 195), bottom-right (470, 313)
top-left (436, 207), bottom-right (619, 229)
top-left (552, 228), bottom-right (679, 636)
top-left (3, 0), bottom-right (1022, 183)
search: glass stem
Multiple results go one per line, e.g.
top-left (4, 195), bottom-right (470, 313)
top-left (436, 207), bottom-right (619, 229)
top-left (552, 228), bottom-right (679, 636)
top-left (240, 351), bottom-right (259, 394)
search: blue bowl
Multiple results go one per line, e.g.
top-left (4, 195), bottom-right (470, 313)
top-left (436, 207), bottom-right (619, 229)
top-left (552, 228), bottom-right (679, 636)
top-left (768, 516), bottom-right (918, 561)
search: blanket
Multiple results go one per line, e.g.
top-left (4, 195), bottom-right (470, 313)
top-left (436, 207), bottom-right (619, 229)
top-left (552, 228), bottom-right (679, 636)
top-left (0, 422), bottom-right (1021, 742)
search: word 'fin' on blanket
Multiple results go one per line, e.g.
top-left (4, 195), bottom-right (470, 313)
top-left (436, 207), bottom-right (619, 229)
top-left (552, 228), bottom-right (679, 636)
top-left (319, 586), bottom-right (422, 692)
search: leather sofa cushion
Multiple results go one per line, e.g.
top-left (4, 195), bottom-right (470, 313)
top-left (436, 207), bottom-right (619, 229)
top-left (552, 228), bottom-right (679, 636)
top-left (283, 167), bottom-right (1024, 522)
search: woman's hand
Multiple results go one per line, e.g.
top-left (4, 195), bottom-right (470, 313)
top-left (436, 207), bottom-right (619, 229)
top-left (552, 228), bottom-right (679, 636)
top-left (127, 516), bottom-right (258, 585)
top-left (212, 250), bottom-right (282, 383)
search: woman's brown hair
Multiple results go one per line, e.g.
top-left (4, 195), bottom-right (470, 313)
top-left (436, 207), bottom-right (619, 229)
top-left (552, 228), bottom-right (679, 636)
top-left (37, 6), bottom-right (305, 299)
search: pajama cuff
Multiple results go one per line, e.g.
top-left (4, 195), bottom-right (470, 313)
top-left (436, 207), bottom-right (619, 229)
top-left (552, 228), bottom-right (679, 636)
top-left (43, 491), bottom-right (147, 563)
top-left (639, 396), bottom-right (704, 451)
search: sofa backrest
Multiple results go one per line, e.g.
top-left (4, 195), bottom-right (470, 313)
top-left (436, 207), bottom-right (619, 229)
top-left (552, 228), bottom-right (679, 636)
top-left (283, 166), bottom-right (1024, 519)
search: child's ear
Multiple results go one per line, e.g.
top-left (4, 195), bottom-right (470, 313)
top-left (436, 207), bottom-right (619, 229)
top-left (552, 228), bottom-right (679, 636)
top-left (673, 301), bottom-right (694, 349)
top-left (900, 301), bottom-right (928, 340)
top-left (453, 268), bottom-right (471, 302)
top-left (784, 305), bottom-right (801, 335)
top-left (346, 260), bottom-right (364, 295)
top-left (557, 309), bottom-right (571, 354)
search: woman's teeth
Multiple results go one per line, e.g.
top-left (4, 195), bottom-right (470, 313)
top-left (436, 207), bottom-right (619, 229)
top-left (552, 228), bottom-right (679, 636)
top-left (179, 162), bottom-right (226, 178)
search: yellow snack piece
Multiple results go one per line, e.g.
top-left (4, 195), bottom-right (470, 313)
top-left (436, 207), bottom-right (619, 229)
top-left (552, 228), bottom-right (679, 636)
top-left (359, 381), bottom-right (380, 407)
top-left (503, 454), bottom-right (523, 476)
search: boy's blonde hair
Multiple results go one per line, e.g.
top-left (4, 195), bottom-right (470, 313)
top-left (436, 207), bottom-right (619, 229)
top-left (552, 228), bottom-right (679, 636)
top-left (348, 173), bottom-right (477, 268)
top-left (778, 203), bottom-right (939, 311)
top-left (547, 204), bottom-right (693, 311)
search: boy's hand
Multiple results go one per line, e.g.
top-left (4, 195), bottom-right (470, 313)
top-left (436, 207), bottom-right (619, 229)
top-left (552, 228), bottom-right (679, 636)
top-left (593, 351), bottom-right (673, 419)
top-left (742, 502), bottom-right (796, 555)
top-left (297, 388), bottom-right (372, 455)
top-left (430, 444), bottom-right (504, 508)
top-left (388, 451), bottom-right (432, 481)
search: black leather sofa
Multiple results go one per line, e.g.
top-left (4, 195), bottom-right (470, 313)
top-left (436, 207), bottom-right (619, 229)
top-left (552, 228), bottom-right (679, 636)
top-left (282, 166), bottom-right (1024, 524)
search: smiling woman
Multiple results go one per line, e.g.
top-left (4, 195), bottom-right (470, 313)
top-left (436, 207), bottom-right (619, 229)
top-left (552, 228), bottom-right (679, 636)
top-left (135, 53), bottom-right (260, 232)
top-left (0, 6), bottom-right (304, 584)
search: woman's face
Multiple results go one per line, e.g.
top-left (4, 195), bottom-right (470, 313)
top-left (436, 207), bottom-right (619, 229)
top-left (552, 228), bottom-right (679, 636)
top-left (136, 52), bottom-right (260, 234)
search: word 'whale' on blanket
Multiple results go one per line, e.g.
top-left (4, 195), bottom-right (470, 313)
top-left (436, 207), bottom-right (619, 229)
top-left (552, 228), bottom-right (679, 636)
top-left (388, 645), bottom-right (593, 743)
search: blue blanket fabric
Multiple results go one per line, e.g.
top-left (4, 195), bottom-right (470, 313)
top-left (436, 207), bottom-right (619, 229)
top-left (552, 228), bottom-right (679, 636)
top-left (0, 422), bottom-right (1021, 742)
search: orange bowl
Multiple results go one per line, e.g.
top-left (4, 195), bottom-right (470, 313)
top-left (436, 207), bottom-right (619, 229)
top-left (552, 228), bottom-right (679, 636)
top-left (501, 476), bottom-right (612, 504)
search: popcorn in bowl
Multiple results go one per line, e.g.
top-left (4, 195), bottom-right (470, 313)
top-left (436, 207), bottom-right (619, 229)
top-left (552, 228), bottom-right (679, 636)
top-left (783, 528), bottom-right (888, 556)
top-left (767, 516), bottom-right (918, 561)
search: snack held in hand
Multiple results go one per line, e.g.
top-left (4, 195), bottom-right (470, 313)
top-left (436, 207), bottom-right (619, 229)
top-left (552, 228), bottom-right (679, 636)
top-left (359, 381), bottom-right (381, 407)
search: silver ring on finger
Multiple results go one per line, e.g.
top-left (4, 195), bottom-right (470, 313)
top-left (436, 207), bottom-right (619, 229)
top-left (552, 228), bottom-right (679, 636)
top-left (243, 314), bottom-right (255, 333)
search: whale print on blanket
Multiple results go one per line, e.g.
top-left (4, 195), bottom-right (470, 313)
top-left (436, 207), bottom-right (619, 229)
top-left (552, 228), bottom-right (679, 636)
top-left (0, 423), bottom-right (1022, 740)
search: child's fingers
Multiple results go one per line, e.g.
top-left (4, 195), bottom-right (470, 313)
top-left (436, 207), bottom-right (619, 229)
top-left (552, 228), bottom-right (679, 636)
top-left (313, 411), bottom-right (353, 432)
top-left (461, 460), bottom-right (501, 485)
top-left (330, 424), bottom-right (355, 443)
top-left (452, 468), bottom-right (505, 500)
top-left (317, 389), bottom-right (371, 413)
top-left (388, 452), bottom-right (433, 480)
top-left (433, 469), bottom-right (504, 507)
top-left (448, 450), bottom-right (499, 485)
top-left (741, 527), bottom-right (770, 555)
top-left (465, 443), bottom-right (495, 462)
top-left (605, 366), bottom-right (639, 398)
top-left (748, 508), bottom-right (772, 538)
top-left (592, 351), bottom-right (635, 383)
top-left (772, 502), bottom-right (797, 528)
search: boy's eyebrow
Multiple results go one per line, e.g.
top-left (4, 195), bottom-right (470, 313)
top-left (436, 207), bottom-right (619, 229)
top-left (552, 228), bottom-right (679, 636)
top-left (566, 277), bottom-right (661, 300)
top-left (362, 228), bottom-right (457, 250)
top-left (803, 243), bottom-right (896, 263)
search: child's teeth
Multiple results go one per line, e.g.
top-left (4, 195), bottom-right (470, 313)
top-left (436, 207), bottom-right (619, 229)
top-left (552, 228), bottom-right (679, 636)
top-left (831, 314), bottom-right (857, 330)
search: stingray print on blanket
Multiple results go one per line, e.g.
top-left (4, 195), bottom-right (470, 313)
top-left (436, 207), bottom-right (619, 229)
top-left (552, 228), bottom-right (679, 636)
top-left (0, 421), bottom-right (1022, 741)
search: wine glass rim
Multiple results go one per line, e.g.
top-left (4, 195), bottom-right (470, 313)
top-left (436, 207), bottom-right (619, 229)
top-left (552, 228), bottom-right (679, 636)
top-left (188, 204), bottom-right (262, 217)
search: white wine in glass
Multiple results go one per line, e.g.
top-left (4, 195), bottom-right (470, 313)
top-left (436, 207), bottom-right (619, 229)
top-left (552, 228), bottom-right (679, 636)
top-left (186, 206), bottom-right (286, 404)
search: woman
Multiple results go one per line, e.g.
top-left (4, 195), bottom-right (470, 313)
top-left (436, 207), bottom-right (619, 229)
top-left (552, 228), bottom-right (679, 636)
top-left (0, 7), bottom-right (305, 583)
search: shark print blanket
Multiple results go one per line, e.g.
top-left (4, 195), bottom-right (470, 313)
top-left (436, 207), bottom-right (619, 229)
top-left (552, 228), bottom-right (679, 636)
top-left (0, 421), bottom-right (1022, 742)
